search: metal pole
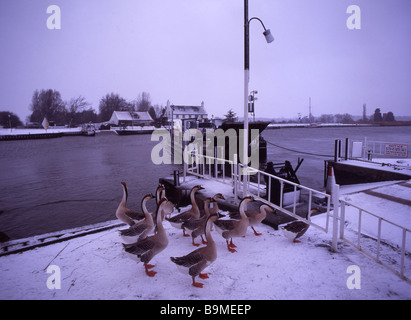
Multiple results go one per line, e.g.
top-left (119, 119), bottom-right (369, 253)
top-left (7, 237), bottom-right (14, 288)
top-left (332, 183), bottom-right (340, 252)
top-left (243, 0), bottom-right (250, 197)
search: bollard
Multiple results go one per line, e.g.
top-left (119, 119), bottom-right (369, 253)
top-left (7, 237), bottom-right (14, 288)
top-left (173, 170), bottom-right (180, 186)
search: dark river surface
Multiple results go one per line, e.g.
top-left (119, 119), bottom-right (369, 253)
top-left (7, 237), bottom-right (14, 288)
top-left (0, 126), bottom-right (410, 240)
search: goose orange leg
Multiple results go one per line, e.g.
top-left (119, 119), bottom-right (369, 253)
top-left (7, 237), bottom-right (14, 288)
top-left (192, 237), bottom-right (200, 247)
top-left (192, 276), bottom-right (203, 288)
top-left (199, 273), bottom-right (209, 279)
top-left (201, 235), bottom-right (208, 245)
top-left (144, 263), bottom-right (157, 277)
top-left (251, 226), bottom-right (262, 236)
top-left (229, 238), bottom-right (237, 248)
top-left (226, 239), bottom-right (237, 253)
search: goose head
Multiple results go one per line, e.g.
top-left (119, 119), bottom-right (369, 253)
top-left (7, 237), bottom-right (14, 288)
top-left (241, 196), bottom-right (254, 203)
top-left (121, 181), bottom-right (128, 200)
top-left (260, 204), bottom-right (275, 214)
top-left (156, 184), bottom-right (166, 202)
top-left (212, 193), bottom-right (225, 201)
top-left (144, 193), bottom-right (154, 200)
top-left (192, 185), bottom-right (205, 192)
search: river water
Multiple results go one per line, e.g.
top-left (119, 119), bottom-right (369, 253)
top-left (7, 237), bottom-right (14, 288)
top-left (0, 126), bottom-right (410, 240)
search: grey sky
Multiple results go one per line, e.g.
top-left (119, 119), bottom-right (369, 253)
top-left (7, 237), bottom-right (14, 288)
top-left (0, 0), bottom-right (410, 122)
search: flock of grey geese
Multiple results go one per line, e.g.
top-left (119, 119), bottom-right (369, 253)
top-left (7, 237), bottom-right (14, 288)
top-left (115, 182), bottom-right (310, 288)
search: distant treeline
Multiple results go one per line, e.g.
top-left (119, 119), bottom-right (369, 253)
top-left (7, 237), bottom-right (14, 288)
top-left (273, 108), bottom-right (398, 124)
top-left (1, 89), bottom-right (166, 128)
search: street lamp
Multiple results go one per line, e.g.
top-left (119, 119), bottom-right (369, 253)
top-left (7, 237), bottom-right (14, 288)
top-left (242, 0), bottom-right (274, 196)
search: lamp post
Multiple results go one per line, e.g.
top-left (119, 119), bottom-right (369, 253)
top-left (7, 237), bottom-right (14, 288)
top-left (242, 0), bottom-right (274, 196)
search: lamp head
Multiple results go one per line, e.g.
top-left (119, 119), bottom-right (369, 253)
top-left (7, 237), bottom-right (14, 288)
top-left (263, 29), bottom-right (274, 43)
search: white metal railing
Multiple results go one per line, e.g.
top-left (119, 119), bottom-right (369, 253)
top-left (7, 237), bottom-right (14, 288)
top-left (349, 138), bottom-right (411, 160)
top-left (183, 151), bottom-right (332, 234)
top-left (239, 164), bottom-right (332, 233)
top-left (183, 152), bottom-right (410, 282)
top-left (183, 151), bottom-right (237, 187)
top-left (338, 199), bottom-right (410, 282)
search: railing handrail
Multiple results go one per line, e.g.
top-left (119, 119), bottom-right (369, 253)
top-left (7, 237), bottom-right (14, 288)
top-left (183, 152), bottom-right (410, 282)
top-left (340, 199), bottom-right (411, 233)
top-left (244, 165), bottom-right (330, 197)
top-left (339, 198), bottom-right (410, 282)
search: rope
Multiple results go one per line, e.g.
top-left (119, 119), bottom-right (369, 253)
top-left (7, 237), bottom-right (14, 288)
top-left (265, 140), bottom-right (333, 158)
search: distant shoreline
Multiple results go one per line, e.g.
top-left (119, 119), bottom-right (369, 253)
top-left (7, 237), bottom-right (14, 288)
top-left (266, 121), bottom-right (411, 129)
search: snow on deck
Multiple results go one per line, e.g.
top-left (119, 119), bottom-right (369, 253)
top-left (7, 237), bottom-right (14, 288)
top-left (341, 158), bottom-right (411, 176)
top-left (0, 210), bottom-right (410, 300)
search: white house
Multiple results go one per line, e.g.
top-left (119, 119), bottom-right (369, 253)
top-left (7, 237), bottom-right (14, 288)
top-left (165, 101), bottom-right (208, 121)
top-left (109, 111), bottom-right (153, 127)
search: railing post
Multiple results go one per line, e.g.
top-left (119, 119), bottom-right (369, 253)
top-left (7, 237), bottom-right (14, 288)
top-left (331, 183), bottom-right (340, 252)
top-left (340, 201), bottom-right (346, 239)
top-left (233, 155), bottom-right (238, 199)
top-left (183, 158), bottom-right (187, 182)
top-left (400, 229), bottom-right (406, 279)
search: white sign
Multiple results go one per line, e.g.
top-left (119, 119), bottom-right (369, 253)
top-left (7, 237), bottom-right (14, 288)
top-left (384, 143), bottom-right (408, 158)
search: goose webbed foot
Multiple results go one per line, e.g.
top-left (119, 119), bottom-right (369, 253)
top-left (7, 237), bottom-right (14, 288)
top-left (144, 263), bottom-right (157, 277)
top-left (192, 277), bottom-right (204, 288)
top-left (192, 238), bottom-right (200, 247)
top-left (226, 239), bottom-right (237, 253)
top-left (201, 235), bottom-right (208, 245)
top-left (252, 227), bottom-right (262, 236)
top-left (228, 239), bottom-right (237, 248)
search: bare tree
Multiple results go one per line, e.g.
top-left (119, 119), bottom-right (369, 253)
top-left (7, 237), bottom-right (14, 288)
top-left (135, 92), bottom-right (151, 112)
top-left (67, 96), bottom-right (91, 114)
top-left (29, 89), bottom-right (67, 124)
top-left (98, 93), bottom-right (132, 122)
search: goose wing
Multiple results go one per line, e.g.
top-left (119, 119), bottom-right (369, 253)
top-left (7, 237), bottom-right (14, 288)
top-left (228, 210), bottom-right (255, 220)
top-left (123, 236), bottom-right (156, 256)
top-left (124, 209), bottom-right (145, 221)
top-left (283, 221), bottom-right (308, 233)
top-left (170, 248), bottom-right (205, 268)
top-left (166, 211), bottom-right (192, 223)
top-left (228, 211), bottom-right (241, 220)
top-left (119, 222), bottom-right (152, 237)
top-left (183, 216), bottom-right (205, 231)
top-left (214, 218), bottom-right (238, 231)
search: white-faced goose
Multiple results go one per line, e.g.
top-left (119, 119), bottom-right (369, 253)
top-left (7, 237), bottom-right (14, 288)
top-left (170, 213), bottom-right (219, 288)
top-left (122, 198), bottom-right (174, 277)
top-left (214, 196), bottom-right (253, 253)
top-left (166, 185), bottom-right (204, 237)
top-left (115, 182), bottom-right (145, 226)
top-left (118, 193), bottom-right (155, 243)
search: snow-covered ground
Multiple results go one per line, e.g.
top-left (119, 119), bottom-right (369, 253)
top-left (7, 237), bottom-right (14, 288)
top-left (340, 181), bottom-right (411, 248)
top-left (0, 128), bottom-right (82, 135)
top-left (341, 158), bottom-right (411, 176)
top-left (0, 204), bottom-right (410, 300)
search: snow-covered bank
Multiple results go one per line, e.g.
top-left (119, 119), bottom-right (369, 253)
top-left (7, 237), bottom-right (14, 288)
top-left (0, 128), bottom-right (82, 136)
top-left (0, 211), bottom-right (409, 300)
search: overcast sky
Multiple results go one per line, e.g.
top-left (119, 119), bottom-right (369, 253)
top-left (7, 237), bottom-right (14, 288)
top-left (0, 0), bottom-right (410, 122)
